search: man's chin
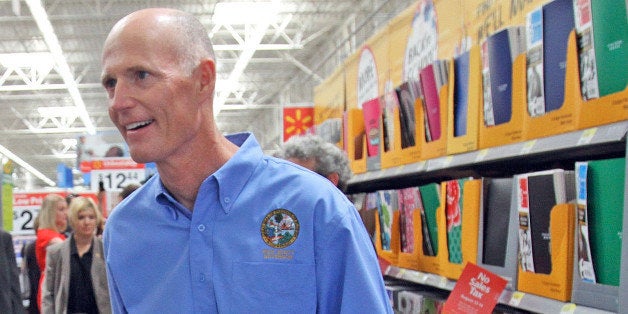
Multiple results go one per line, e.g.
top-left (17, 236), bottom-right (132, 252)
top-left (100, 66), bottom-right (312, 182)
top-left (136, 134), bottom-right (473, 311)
top-left (128, 152), bottom-right (153, 164)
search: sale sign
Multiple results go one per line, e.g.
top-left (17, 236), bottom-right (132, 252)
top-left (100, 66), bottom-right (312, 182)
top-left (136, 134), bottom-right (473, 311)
top-left (89, 158), bottom-right (146, 192)
top-left (12, 191), bottom-right (61, 235)
top-left (442, 263), bottom-right (507, 314)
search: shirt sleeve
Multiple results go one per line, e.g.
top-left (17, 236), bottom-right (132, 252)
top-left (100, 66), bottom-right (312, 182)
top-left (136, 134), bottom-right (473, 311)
top-left (315, 204), bottom-right (393, 313)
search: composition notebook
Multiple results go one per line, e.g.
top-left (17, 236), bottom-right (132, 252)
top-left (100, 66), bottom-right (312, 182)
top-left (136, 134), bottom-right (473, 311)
top-left (542, 0), bottom-right (575, 112)
top-left (445, 178), bottom-right (470, 264)
top-left (526, 6), bottom-right (545, 117)
top-left (482, 177), bottom-right (514, 267)
top-left (453, 51), bottom-right (470, 137)
top-left (420, 64), bottom-right (442, 142)
top-left (377, 190), bottom-right (397, 251)
top-left (381, 88), bottom-right (399, 153)
top-left (362, 97), bottom-right (381, 157)
top-left (398, 187), bottom-right (420, 253)
top-left (482, 26), bottom-right (525, 126)
top-left (574, 0), bottom-right (628, 99)
top-left (589, 0), bottom-right (628, 97)
top-left (517, 169), bottom-right (572, 274)
top-left (419, 183), bottom-right (441, 256)
top-left (395, 81), bottom-right (418, 149)
top-left (586, 157), bottom-right (625, 286)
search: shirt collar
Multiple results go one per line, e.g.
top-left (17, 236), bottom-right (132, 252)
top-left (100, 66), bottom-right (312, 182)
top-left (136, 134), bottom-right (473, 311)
top-left (212, 132), bottom-right (263, 214)
top-left (152, 132), bottom-right (263, 215)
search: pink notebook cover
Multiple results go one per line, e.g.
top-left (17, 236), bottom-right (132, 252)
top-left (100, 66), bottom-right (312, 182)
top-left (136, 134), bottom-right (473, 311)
top-left (419, 64), bottom-right (442, 141)
top-left (362, 97), bottom-right (382, 157)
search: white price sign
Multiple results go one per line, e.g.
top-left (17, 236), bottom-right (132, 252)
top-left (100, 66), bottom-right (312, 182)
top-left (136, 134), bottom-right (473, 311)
top-left (13, 207), bottom-right (39, 235)
top-left (12, 192), bottom-right (49, 235)
top-left (91, 169), bottom-right (145, 191)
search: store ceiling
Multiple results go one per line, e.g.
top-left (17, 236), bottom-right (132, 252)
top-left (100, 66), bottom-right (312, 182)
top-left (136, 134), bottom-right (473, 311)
top-left (0, 0), bottom-right (409, 188)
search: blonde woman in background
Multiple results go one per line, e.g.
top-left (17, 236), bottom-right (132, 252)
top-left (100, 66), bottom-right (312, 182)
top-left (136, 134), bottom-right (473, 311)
top-left (42, 196), bottom-right (110, 314)
top-left (35, 194), bottom-right (68, 311)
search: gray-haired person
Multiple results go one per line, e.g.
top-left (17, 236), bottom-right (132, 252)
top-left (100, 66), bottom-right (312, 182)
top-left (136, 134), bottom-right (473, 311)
top-left (278, 134), bottom-right (353, 192)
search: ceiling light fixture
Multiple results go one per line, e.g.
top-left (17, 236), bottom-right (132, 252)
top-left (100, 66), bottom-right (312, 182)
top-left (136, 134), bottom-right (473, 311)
top-left (212, 1), bottom-right (279, 116)
top-left (213, 1), bottom-right (278, 25)
top-left (0, 144), bottom-right (56, 186)
top-left (24, 0), bottom-right (96, 135)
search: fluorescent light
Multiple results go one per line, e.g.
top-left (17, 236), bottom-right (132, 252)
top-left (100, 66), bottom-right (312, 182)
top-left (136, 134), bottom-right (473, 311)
top-left (0, 144), bottom-right (56, 186)
top-left (24, 0), bottom-right (96, 135)
top-left (37, 106), bottom-right (78, 117)
top-left (212, 1), bottom-right (279, 116)
top-left (0, 52), bottom-right (54, 68)
top-left (213, 1), bottom-right (278, 25)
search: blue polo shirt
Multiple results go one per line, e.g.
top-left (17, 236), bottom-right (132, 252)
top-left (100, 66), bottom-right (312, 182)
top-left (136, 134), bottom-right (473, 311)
top-left (103, 133), bottom-right (392, 313)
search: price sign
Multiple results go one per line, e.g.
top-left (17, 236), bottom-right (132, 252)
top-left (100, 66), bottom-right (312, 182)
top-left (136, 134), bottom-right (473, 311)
top-left (12, 192), bottom-right (49, 235)
top-left (13, 207), bottom-right (38, 234)
top-left (89, 158), bottom-right (146, 191)
top-left (91, 169), bottom-right (145, 191)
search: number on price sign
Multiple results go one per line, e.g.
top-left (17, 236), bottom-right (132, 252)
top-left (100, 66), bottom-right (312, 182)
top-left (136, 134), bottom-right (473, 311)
top-left (91, 169), bottom-right (145, 191)
top-left (13, 208), bottom-right (37, 234)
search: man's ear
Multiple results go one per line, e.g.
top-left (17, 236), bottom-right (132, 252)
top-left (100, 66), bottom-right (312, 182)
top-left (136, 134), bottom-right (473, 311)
top-left (198, 58), bottom-right (216, 94)
top-left (326, 172), bottom-right (340, 187)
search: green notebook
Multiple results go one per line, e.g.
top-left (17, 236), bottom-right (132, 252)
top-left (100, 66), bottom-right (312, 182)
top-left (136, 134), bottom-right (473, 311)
top-left (587, 157), bottom-right (625, 286)
top-left (591, 0), bottom-right (628, 97)
top-left (419, 183), bottom-right (441, 256)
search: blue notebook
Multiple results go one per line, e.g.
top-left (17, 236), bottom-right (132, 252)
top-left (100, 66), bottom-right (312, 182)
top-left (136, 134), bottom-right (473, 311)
top-left (485, 26), bottom-right (524, 126)
top-left (453, 51), bottom-right (470, 136)
top-left (543, 0), bottom-right (575, 112)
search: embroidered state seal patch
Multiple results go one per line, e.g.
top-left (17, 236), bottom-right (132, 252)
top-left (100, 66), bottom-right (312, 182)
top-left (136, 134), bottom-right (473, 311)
top-left (261, 209), bottom-right (299, 248)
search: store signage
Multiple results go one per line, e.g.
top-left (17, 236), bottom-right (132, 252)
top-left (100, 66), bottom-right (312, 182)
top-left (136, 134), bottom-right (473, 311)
top-left (89, 158), bottom-right (146, 192)
top-left (442, 262), bottom-right (507, 314)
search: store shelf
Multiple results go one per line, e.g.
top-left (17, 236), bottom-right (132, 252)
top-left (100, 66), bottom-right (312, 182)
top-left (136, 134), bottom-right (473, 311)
top-left (384, 265), bottom-right (615, 314)
top-left (354, 121), bottom-right (628, 313)
top-left (346, 120), bottom-right (628, 194)
top-left (385, 265), bottom-right (456, 291)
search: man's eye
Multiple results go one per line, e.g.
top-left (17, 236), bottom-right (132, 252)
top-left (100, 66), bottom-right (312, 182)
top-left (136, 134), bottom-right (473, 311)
top-left (137, 71), bottom-right (149, 80)
top-left (103, 78), bottom-right (116, 89)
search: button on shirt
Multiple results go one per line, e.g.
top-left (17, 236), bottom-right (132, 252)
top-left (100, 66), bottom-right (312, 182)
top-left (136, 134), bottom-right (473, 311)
top-left (103, 133), bottom-right (392, 313)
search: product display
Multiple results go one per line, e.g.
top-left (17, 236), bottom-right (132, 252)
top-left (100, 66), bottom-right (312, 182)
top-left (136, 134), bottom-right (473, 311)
top-left (323, 0), bottom-right (627, 312)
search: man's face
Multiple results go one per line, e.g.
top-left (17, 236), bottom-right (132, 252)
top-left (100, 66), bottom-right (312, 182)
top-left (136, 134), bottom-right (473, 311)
top-left (101, 19), bottom-right (206, 165)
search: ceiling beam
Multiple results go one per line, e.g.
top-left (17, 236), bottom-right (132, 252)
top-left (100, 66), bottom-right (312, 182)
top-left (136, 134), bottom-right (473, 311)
top-left (24, 0), bottom-right (96, 135)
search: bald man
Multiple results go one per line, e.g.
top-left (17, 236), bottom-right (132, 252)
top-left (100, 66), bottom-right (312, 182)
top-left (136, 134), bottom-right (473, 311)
top-left (101, 8), bottom-right (391, 313)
